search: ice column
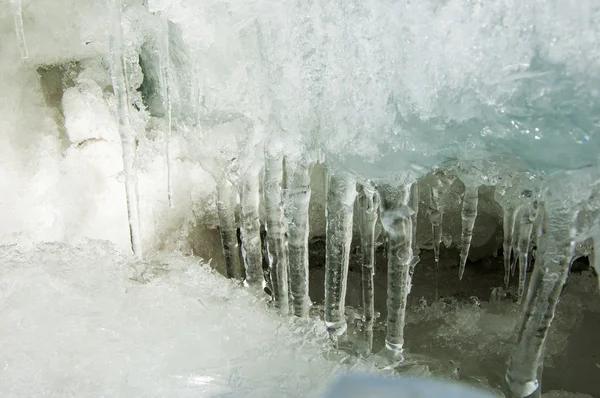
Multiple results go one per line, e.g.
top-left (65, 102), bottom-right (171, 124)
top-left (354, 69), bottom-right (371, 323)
top-left (459, 184), bottom-right (479, 280)
top-left (356, 182), bottom-right (380, 353)
top-left (10, 0), bottom-right (28, 59)
top-left (217, 178), bottom-right (244, 279)
top-left (240, 170), bottom-right (264, 288)
top-left (324, 170), bottom-right (356, 340)
top-left (285, 157), bottom-right (312, 317)
top-left (107, 0), bottom-right (143, 258)
top-left (263, 148), bottom-right (289, 315)
top-left (157, 18), bottom-right (174, 208)
top-left (506, 201), bottom-right (579, 397)
top-left (378, 182), bottom-right (415, 362)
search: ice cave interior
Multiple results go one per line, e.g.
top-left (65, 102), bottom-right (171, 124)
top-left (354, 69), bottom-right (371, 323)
top-left (1, 0), bottom-right (600, 397)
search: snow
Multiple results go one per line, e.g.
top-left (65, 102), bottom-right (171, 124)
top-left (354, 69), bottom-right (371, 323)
top-left (0, 240), bottom-right (374, 397)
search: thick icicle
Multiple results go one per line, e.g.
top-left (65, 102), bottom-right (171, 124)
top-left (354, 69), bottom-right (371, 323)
top-left (324, 170), bottom-right (356, 340)
top-left (263, 149), bottom-right (289, 315)
top-left (240, 171), bottom-right (264, 288)
top-left (594, 235), bottom-right (600, 289)
top-left (107, 0), bottom-right (143, 258)
top-left (378, 182), bottom-right (415, 363)
top-left (506, 203), bottom-right (578, 397)
top-left (217, 178), bottom-right (244, 279)
top-left (458, 184), bottom-right (479, 280)
top-left (11, 0), bottom-right (28, 59)
top-left (284, 158), bottom-right (312, 317)
top-left (356, 182), bottom-right (380, 354)
top-left (157, 18), bottom-right (174, 208)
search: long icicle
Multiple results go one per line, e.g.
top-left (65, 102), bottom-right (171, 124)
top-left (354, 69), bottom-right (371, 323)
top-left (240, 170), bottom-right (264, 288)
top-left (506, 203), bottom-right (578, 397)
top-left (459, 184), bottom-right (479, 280)
top-left (157, 18), bottom-right (174, 208)
top-left (107, 0), bottom-right (143, 258)
top-left (11, 0), bottom-right (28, 59)
top-left (502, 206), bottom-right (518, 288)
top-left (517, 201), bottom-right (539, 303)
top-left (285, 158), bottom-right (312, 317)
top-left (429, 171), bottom-right (456, 263)
top-left (357, 182), bottom-right (380, 354)
top-left (593, 234), bottom-right (600, 289)
top-left (217, 178), bottom-right (244, 279)
top-left (264, 149), bottom-right (289, 315)
top-left (378, 182), bottom-right (414, 364)
top-left (409, 181), bottom-right (420, 288)
top-left (324, 169), bottom-right (356, 341)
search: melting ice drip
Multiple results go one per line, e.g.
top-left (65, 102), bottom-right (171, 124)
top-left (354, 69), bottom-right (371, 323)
top-left (12, 0), bottom-right (596, 396)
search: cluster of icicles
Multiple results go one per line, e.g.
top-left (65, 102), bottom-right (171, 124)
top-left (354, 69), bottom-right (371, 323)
top-left (5, 0), bottom-right (594, 397)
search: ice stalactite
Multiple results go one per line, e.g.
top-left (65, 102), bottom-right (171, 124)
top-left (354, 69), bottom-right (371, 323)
top-left (284, 157), bottom-right (312, 317)
top-left (428, 171), bottom-right (456, 264)
top-left (107, 0), bottom-right (143, 258)
top-left (516, 192), bottom-right (540, 303)
top-left (217, 178), bottom-right (244, 279)
top-left (458, 184), bottom-right (479, 280)
top-left (409, 182), bottom-right (420, 285)
top-left (10, 0), bottom-right (28, 59)
top-left (157, 18), bottom-right (173, 208)
top-left (324, 169), bottom-right (356, 341)
top-left (495, 178), bottom-right (525, 288)
top-left (506, 201), bottom-right (579, 397)
top-left (378, 182), bottom-right (415, 363)
top-left (501, 206), bottom-right (518, 287)
top-left (356, 182), bottom-right (380, 354)
top-left (240, 170), bottom-right (264, 288)
top-left (263, 148), bottom-right (289, 315)
top-left (593, 235), bottom-right (600, 289)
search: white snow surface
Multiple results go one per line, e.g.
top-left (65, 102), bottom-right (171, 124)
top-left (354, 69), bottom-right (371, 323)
top-left (0, 240), bottom-right (374, 397)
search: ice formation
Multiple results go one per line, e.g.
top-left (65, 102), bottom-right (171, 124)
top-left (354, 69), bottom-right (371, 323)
top-left (2, 0), bottom-right (600, 396)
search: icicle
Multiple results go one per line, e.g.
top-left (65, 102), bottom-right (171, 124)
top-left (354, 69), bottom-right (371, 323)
top-left (107, 0), bottom-right (143, 258)
top-left (429, 171), bottom-right (455, 264)
top-left (324, 169), bottom-right (356, 340)
top-left (157, 18), bottom-right (174, 208)
top-left (263, 149), bottom-right (289, 315)
top-left (517, 201), bottom-right (539, 303)
top-left (357, 182), bottom-right (380, 354)
top-left (458, 184), bottom-right (479, 280)
top-left (378, 182), bottom-right (415, 363)
top-left (285, 158), bottom-right (312, 317)
top-left (217, 178), bottom-right (244, 279)
top-left (502, 206), bottom-right (518, 288)
top-left (506, 203), bottom-right (578, 397)
top-left (11, 0), bottom-right (28, 59)
top-left (240, 171), bottom-right (263, 288)
top-left (409, 182), bottom-right (420, 284)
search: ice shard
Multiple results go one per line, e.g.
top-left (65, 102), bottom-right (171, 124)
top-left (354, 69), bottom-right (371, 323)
top-left (10, 0), bottom-right (28, 59)
top-left (240, 170), bottom-right (264, 288)
top-left (356, 182), bottom-right (380, 353)
top-left (217, 178), bottom-right (244, 279)
top-left (263, 147), bottom-right (289, 315)
top-left (378, 182), bottom-right (415, 363)
top-left (458, 184), bottom-right (479, 280)
top-left (106, 0), bottom-right (143, 258)
top-left (324, 169), bottom-right (356, 340)
top-left (284, 157), bottom-right (312, 317)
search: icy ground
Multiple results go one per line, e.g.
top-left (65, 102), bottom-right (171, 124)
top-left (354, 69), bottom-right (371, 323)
top-left (0, 240), bottom-right (378, 398)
